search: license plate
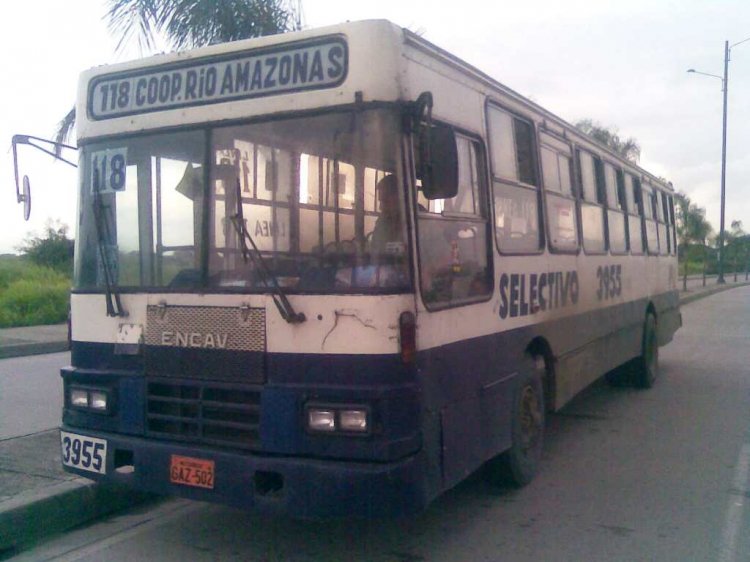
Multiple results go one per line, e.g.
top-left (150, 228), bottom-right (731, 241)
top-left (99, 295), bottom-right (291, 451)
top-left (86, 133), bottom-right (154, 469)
top-left (170, 455), bottom-right (215, 489)
top-left (60, 431), bottom-right (107, 474)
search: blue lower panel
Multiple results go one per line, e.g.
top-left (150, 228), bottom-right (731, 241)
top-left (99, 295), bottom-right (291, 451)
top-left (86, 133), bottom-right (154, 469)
top-left (61, 426), bottom-right (428, 518)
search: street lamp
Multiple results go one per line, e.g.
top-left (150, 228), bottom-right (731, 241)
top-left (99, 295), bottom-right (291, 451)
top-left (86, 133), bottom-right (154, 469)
top-left (688, 37), bottom-right (750, 284)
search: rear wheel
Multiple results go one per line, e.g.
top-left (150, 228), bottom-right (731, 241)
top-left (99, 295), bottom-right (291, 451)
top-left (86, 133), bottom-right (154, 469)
top-left (632, 313), bottom-right (659, 388)
top-left (487, 358), bottom-right (545, 487)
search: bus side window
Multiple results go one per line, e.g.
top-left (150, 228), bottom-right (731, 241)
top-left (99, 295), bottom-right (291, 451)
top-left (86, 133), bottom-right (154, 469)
top-left (605, 163), bottom-right (627, 254)
top-left (418, 136), bottom-right (492, 307)
top-left (540, 133), bottom-right (578, 252)
top-left (624, 173), bottom-right (644, 255)
top-left (487, 105), bottom-right (542, 254)
top-left (668, 194), bottom-right (678, 255)
top-left (656, 190), bottom-right (669, 255)
top-left (641, 182), bottom-right (659, 254)
top-left (577, 150), bottom-right (606, 253)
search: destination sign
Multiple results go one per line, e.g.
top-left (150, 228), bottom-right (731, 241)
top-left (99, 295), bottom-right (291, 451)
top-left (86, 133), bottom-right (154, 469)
top-left (88, 37), bottom-right (348, 120)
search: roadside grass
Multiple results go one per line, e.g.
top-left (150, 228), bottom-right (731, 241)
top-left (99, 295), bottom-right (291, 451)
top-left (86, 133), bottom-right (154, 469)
top-left (0, 256), bottom-right (70, 328)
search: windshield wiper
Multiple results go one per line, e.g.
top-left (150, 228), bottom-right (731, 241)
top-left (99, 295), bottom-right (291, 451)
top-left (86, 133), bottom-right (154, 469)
top-left (228, 179), bottom-right (305, 324)
top-left (92, 190), bottom-right (127, 317)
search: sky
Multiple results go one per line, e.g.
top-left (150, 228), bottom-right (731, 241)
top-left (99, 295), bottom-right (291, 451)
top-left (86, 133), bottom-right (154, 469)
top-left (1, 0), bottom-right (749, 254)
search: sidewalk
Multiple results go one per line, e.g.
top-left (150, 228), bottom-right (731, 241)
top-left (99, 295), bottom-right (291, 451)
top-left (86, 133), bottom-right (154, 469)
top-left (0, 324), bottom-right (69, 360)
top-left (0, 280), bottom-right (749, 555)
top-left (0, 328), bottom-right (155, 556)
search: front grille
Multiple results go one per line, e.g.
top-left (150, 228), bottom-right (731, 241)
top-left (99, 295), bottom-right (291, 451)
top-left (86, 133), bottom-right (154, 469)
top-left (145, 305), bottom-right (266, 352)
top-left (146, 379), bottom-right (261, 450)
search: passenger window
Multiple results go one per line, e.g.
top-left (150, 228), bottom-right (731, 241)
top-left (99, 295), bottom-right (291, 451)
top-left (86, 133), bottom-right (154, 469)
top-left (668, 194), bottom-right (678, 255)
top-left (624, 174), bottom-right (638, 215)
top-left (514, 119), bottom-right (537, 186)
top-left (605, 163), bottom-right (627, 254)
top-left (578, 151), bottom-right (598, 203)
top-left (577, 150), bottom-right (605, 253)
top-left (487, 108), bottom-right (517, 180)
top-left (487, 105), bottom-right (538, 187)
top-left (641, 183), bottom-right (659, 253)
top-left (655, 190), bottom-right (669, 255)
top-left (493, 184), bottom-right (541, 253)
top-left (418, 136), bottom-right (491, 308)
top-left (488, 105), bottom-right (541, 253)
top-left (540, 133), bottom-right (578, 252)
top-left (604, 163), bottom-right (620, 210)
top-left (641, 185), bottom-right (654, 219)
top-left (541, 145), bottom-right (573, 196)
top-left (655, 190), bottom-right (666, 222)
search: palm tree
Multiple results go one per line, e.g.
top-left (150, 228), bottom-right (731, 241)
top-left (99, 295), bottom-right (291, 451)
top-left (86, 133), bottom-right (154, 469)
top-left (674, 192), bottom-right (713, 289)
top-left (55, 0), bottom-right (301, 150)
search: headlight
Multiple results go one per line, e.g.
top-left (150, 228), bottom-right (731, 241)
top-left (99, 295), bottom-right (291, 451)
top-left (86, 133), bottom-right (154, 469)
top-left (307, 409), bottom-right (337, 432)
top-left (90, 391), bottom-right (108, 411)
top-left (70, 389), bottom-right (89, 408)
top-left (339, 409), bottom-right (368, 432)
top-left (69, 386), bottom-right (110, 414)
top-left (306, 404), bottom-right (370, 435)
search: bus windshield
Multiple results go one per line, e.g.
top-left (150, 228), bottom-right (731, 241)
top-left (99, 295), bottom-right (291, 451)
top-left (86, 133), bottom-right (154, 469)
top-left (74, 108), bottom-right (410, 293)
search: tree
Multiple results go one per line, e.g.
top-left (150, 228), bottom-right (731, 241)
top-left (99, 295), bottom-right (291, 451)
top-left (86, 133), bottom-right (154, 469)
top-left (574, 119), bottom-right (641, 163)
top-left (18, 220), bottom-right (75, 275)
top-left (55, 0), bottom-right (301, 148)
top-left (674, 192), bottom-right (713, 289)
top-left (726, 220), bottom-right (749, 280)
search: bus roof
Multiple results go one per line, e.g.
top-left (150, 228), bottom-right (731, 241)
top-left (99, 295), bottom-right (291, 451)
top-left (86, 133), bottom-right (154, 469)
top-left (77, 18), bottom-right (671, 191)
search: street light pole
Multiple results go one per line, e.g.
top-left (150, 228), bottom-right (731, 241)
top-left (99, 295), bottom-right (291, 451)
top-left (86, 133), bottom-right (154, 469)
top-left (718, 40), bottom-right (729, 284)
top-left (688, 36), bottom-right (750, 284)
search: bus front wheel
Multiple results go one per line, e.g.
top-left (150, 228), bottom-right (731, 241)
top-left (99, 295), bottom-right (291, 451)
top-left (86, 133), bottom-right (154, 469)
top-left (633, 312), bottom-right (659, 389)
top-left (487, 359), bottom-right (545, 487)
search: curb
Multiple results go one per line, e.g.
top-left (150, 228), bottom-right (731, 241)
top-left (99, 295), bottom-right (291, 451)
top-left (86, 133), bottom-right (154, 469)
top-left (679, 281), bottom-right (750, 306)
top-left (0, 478), bottom-right (156, 555)
top-left (0, 342), bottom-right (69, 360)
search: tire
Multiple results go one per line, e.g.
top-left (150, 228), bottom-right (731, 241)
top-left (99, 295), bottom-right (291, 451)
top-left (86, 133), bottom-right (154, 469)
top-left (632, 313), bottom-right (659, 389)
top-left (486, 358), bottom-right (545, 487)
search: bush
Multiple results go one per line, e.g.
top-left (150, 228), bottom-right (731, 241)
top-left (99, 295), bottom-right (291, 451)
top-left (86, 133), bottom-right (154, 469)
top-left (0, 257), bottom-right (70, 327)
top-left (17, 221), bottom-right (74, 275)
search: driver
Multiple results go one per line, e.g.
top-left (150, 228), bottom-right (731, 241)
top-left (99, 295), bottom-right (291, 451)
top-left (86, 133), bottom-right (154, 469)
top-left (370, 174), bottom-right (405, 255)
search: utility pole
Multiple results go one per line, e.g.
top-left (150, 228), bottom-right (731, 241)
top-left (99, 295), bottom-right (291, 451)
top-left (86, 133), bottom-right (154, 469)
top-left (688, 36), bottom-right (750, 285)
top-left (717, 40), bottom-right (729, 284)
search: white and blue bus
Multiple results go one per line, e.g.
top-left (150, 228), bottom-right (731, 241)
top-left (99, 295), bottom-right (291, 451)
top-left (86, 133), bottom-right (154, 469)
top-left (32, 20), bottom-right (679, 517)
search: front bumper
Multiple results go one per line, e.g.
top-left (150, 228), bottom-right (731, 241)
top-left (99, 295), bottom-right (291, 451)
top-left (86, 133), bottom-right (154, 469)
top-left (60, 426), bottom-right (428, 518)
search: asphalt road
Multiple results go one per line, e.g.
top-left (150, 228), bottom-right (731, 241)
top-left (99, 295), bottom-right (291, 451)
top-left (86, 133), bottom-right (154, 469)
top-left (11, 288), bottom-right (750, 562)
top-left (0, 352), bottom-right (68, 440)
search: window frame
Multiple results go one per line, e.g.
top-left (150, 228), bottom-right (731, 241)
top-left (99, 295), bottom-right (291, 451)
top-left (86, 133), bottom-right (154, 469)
top-left (604, 160), bottom-right (629, 256)
top-left (414, 125), bottom-right (494, 312)
top-left (485, 100), bottom-right (544, 256)
top-left (539, 129), bottom-right (579, 254)
top-left (640, 180), bottom-right (660, 255)
top-left (654, 188), bottom-right (670, 255)
top-left (667, 193), bottom-right (678, 255)
top-left (623, 172), bottom-right (645, 255)
top-left (575, 147), bottom-right (608, 255)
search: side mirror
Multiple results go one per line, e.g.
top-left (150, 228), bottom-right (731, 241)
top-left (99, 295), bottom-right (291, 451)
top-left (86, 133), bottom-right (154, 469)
top-left (22, 175), bottom-right (31, 221)
top-left (420, 124), bottom-right (458, 200)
